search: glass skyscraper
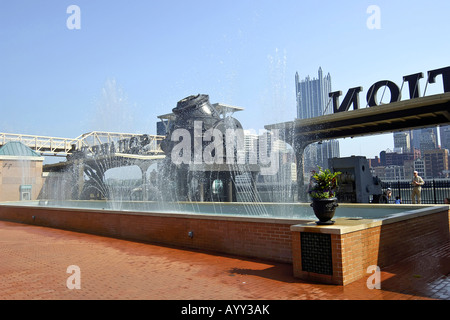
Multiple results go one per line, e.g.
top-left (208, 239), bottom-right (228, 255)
top-left (295, 67), bottom-right (333, 119)
top-left (439, 125), bottom-right (450, 151)
top-left (295, 67), bottom-right (339, 171)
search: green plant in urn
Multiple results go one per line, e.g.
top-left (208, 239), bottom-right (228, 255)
top-left (309, 167), bottom-right (341, 225)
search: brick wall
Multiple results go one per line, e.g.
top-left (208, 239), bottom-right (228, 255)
top-left (292, 207), bottom-right (450, 285)
top-left (0, 204), bottom-right (305, 263)
top-left (0, 159), bottom-right (44, 201)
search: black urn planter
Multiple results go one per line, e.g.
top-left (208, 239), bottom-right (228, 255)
top-left (310, 197), bottom-right (338, 225)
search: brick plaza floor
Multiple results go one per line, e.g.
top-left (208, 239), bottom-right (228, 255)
top-left (0, 220), bottom-right (449, 301)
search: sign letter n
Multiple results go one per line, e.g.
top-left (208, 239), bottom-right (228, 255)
top-left (329, 87), bottom-right (363, 113)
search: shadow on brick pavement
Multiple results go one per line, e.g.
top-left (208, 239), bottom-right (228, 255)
top-left (0, 220), bottom-right (448, 303)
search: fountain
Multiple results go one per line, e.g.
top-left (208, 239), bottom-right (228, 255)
top-left (25, 93), bottom-right (444, 219)
top-left (158, 93), bottom-right (251, 203)
top-left (38, 94), bottom-right (295, 217)
top-left (0, 93), bottom-right (448, 287)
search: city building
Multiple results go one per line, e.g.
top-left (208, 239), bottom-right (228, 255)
top-left (381, 150), bottom-right (418, 167)
top-left (418, 127), bottom-right (438, 154)
top-left (393, 131), bottom-right (411, 153)
top-left (316, 140), bottom-right (340, 169)
top-left (371, 149), bottom-right (427, 180)
top-left (423, 149), bottom-right (449, 178)
top-left (384, 165), bottom-right (405, 180)
top-left (406, 128), bottom-right (438, 153)
top-left (243, 130), bottom-right (259, 164)
top-left (404, 158), bottom-right (425, 179)
top-left (440, 125), bottom-right (450, 150)
top-left (375, 146), bottom-right (448, 179)
top-left (367, 156), bottom-right (381, 168)
top-left (295, 67), bottom-right (332, 119)
top-left (295, 67), bottom-right (339, 172)
top-left (372, 166), bottom-right (386, 180)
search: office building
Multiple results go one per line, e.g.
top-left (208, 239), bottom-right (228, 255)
top-left (440, 125), bottom-right (450, 150)
top-left (423, 149), bottom-right (449, 178)
top-left (419, 128), bottom-right (438, 154)
top-left (295, 67), bottom-right (332, 119)
top-left (393, 131), bottom-right (411, 153)
top-left (295, 67), bottom-right (339, 172)
top-left (243, 130), bottom-right (259, 164)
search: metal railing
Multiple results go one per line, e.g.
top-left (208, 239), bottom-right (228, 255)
top-left (381, 179), bottom-right (450, 204)
top-left (0, 132), bottom-right (77, 155)
top-left (73, 131), bottom-right (165, 155)
top-left (0, 131), bottom-right (165, 156)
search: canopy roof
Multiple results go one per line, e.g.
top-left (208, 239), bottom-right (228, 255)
top-left (0, 141), bottom-right (43, 159)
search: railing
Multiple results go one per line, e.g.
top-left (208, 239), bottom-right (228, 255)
top-left (0, 131), bottom-right (166, 156)
top-left (0, 132), bottom-right (77, 155)
top-left (74, 131), bottom-right (165, 155)
top-left (381, 179), bottom-right (450, 204)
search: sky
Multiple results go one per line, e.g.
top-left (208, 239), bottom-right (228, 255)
top-left (1, 0), bottom-right (449, 160)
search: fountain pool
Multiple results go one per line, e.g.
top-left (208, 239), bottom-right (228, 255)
top-left (1, 199), bottom-right (426, 220)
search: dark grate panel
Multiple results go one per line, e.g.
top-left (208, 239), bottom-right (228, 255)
top-left (300, 232), bottom-right (333, 275)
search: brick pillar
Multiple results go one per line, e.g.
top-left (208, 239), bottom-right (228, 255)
top-left (290, 218), bottom-right (382, 286)
top-left (291, 229), bottom-right (345, 285)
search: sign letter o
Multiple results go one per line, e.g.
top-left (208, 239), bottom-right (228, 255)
top-left (366, 80), bottom-right (401, 107)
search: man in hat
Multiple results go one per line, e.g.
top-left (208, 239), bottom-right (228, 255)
top-left (411, 171), bottom-right (425, 204)
top-left (379, 187), bottom-right (392, 203)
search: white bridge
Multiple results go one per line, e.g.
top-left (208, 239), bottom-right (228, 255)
top-left (0, 131), bottom-right (165, 157)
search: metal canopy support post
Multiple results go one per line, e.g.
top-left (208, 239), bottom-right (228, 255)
top-left (293, 139), bottom-right (308, 203)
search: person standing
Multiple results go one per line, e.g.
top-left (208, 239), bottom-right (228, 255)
top-left (411, 171), bottom-right (424, 204)
top-left (379, 188), bottom-right (392, 203)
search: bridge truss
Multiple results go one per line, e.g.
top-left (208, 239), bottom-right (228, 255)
top-left (0, 131), bottom-right (165, 157)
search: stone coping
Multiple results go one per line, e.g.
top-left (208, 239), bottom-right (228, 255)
top-left (290, 205), bottom-right (449, 235)
top-left (1, 201), bottom-right (447, 228)
top-left (0, 201), bottom-right (311, 225)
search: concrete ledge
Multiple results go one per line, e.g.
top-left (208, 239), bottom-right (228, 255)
top-left (290, 218), bottom-right (381, 235)
top-left (0, 201), bottom-right (312, 225)
top-left (290, 205), bottom-right (450, 235)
